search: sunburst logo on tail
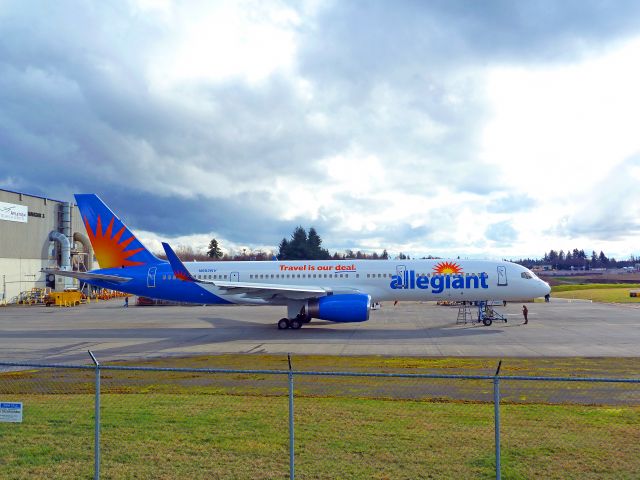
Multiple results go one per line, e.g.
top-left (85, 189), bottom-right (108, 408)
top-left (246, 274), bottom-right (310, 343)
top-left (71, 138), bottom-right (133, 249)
top-left (175, 270), bottom-right (192, 282)
top-left (84, 215), bottom-right (144, 268)
top-left (433, 261), bottom-right (463, 274)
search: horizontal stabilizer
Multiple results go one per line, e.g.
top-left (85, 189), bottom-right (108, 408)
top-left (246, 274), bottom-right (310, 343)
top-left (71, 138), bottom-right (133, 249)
top-left (43, 269), bottom-right (132, 283)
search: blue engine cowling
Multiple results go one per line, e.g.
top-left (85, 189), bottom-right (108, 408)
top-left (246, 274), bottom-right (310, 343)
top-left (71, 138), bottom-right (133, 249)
top-left (305, 294), bottom-right (371, 322)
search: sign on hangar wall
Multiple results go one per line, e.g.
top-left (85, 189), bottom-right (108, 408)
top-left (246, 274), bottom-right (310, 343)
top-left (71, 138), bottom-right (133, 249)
top-left (0, 201), bottom-right (28, 223)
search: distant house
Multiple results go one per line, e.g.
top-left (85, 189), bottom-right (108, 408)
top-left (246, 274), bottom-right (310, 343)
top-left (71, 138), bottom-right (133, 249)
top-left (532, 265), bottom-right (553, 272)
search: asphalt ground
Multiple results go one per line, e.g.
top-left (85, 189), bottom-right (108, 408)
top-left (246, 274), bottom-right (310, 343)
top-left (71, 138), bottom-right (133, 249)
top-left (0, 298), bottom-right (639, 363)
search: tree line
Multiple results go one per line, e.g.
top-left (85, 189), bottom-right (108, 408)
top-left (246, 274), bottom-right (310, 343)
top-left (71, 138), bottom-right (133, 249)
top-left (276, 226), bottom-right (393, 260)
top-left (515, 249), bottom-right (640, 270)
top-left (159, 226), bottom-right (393, 261)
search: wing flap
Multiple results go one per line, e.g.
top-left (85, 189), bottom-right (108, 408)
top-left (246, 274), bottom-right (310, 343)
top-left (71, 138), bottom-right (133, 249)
top-left (213, 281), bottom-right (329, 300)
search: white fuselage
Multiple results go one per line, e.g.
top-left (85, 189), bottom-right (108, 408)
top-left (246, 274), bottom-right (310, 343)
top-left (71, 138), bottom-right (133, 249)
top-left (172, 258), bottom-right (550, 305)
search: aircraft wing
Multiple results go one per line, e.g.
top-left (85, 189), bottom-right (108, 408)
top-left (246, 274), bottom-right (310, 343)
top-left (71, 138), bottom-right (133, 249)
top-left (43, 269), bottom-right (133, 283)
top-left (162, 242), bottom-right (331, 300)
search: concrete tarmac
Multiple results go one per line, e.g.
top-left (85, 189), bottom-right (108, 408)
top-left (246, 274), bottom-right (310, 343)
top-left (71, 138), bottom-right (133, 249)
top-left (0, 299), bottom-right (639, 363)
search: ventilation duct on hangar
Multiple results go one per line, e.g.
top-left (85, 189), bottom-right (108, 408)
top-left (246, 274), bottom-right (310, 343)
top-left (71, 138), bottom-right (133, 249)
top-left (60, 202), bottom-right (72, 238)
top-left (49, 230), bottom-right (73, 289)
top-left (73, 231), bottom-right (93, 272)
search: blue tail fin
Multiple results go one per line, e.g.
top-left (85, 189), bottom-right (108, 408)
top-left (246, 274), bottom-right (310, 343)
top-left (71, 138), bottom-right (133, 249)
top-left (75, 194), bottom-right (162, 269)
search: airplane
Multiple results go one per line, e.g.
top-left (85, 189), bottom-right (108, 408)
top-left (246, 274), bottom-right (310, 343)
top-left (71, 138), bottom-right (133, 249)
top-left (47, 194), bottom-right (551, 329)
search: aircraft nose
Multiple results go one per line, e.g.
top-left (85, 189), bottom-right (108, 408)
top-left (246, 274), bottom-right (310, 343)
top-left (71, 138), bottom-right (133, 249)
top-left (541, 281), bottom-right (551, 296)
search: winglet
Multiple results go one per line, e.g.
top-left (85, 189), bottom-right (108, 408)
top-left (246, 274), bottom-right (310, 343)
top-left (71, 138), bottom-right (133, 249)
top-left (162, 242), bottom-right (196, 282)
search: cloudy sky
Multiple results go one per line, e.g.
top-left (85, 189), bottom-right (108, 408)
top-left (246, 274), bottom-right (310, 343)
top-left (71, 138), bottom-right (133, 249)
top-left (2, 0), bottom-right (640, 260)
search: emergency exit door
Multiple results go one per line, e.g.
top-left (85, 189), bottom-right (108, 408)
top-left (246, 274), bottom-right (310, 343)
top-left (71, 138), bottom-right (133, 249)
top-left (147, 267), bottom-right (157, 288)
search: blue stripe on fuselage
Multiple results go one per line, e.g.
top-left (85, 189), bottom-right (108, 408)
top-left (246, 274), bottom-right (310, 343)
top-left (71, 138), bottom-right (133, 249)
top-left (82, 264), bottom-right (232, 304)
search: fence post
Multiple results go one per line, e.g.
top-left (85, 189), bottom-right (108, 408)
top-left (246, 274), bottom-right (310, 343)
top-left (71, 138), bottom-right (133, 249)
top-left (288, 353), bottom-right (295, 480)
top-left (494, 360), bottom-right (502, 480)
top-left (88, 350), bottom-right (100, 480)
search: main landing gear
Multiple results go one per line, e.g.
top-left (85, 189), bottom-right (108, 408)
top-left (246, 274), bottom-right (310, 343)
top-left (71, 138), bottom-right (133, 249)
top-left (277, 315), bottom-right (311, 330)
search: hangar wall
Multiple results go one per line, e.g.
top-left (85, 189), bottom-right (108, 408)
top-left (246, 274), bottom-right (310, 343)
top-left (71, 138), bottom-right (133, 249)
top-left (0, 189), bottom-right (90, 302)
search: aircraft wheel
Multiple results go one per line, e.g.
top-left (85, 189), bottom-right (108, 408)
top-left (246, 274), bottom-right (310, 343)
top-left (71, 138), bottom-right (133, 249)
top-left (482, 318), bottom-right (493, 326)
top-left (290, 318), bottom-right (303, 330)
top-left (278, 318), bottom-right (290, 330)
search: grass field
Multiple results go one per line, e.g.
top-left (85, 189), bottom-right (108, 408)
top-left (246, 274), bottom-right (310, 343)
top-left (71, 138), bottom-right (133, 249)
top-left (1, 356), bottom-right (639, 479)
top-left (551, 283), bottom-right (640, 303)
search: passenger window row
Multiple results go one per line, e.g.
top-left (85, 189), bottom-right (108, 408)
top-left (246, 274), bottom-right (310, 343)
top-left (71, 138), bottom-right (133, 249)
top-left (161, 274), bottom-right (228, 281)
top-left (365, 273), bottom-right (480, 279)
top-left (162, 272), bottom-right (483, 282)
top-left (248, 273), bottom-right (356, 280)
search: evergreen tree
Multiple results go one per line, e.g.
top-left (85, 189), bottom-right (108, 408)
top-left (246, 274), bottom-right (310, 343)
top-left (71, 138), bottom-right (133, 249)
top-left (207, 238), bottom-right (223, 259)
top-left (278, 238), bottom-right (290, 259)
top-left (282, 226), bottom-right (308, 259)
top-left (599, 251), bottom-right (608, 266)
top-left (307, 227), bottom-right (331, 259)
top-left (278, 226), bottom-right (331, 260)
top-left (307, 228), bottom-right (321, 256)
top-left (381, 249), bottom-right (389, 260)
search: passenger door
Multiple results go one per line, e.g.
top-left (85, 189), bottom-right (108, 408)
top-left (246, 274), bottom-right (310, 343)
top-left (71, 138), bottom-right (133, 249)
top-left (497, 265), bottom-right (508, 286)
top-left (396, 265), bottom-right (406, 288)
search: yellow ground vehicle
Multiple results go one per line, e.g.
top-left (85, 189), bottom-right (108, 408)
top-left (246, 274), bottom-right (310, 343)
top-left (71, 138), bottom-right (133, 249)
top-left (44, 290), bottom-right (84, 307)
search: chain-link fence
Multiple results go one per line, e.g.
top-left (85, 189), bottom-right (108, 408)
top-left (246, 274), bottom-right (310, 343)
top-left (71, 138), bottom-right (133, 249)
top-left (1, 355), bottom-right (639, 479)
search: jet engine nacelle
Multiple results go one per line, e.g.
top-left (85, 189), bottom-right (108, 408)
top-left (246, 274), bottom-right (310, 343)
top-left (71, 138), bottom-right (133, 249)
top-left (305, 294), bottom-right (371, 322)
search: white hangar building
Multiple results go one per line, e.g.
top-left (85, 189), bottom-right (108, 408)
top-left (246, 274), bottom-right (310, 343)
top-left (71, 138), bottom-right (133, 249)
top-left (0, 189), bottom-right (94, 302)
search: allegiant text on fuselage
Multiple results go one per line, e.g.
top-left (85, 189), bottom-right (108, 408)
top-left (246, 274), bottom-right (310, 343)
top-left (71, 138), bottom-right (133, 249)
top-left (390, 270), bottom-right (489, 294)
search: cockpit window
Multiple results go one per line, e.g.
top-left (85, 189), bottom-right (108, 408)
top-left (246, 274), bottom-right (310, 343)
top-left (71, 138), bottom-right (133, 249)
top-left (521, 272), bottom-right (533, 279)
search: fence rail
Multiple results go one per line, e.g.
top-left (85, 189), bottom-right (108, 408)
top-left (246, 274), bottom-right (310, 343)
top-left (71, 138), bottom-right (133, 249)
top-left (1, 353), bottom-right (639, 480)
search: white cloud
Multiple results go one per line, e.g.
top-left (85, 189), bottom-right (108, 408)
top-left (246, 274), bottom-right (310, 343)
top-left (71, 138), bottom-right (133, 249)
top-left (480, 36), bottom-right (640, 257)
top-left (5, 1), bottom-right (640, 260)
top-left (147, 1), bottom-right (300, 90)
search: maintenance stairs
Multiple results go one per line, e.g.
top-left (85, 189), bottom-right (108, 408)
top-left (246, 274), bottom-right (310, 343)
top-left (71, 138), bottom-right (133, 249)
top-left (457, 302), bottom-right (508, 326)
top-left (456, 304), bottom-right (476, 324)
